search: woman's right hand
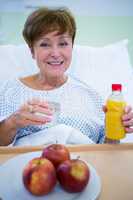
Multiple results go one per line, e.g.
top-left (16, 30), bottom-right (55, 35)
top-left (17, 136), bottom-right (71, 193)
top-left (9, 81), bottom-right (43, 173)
top-left (8, 99), bottom-right (53, 129)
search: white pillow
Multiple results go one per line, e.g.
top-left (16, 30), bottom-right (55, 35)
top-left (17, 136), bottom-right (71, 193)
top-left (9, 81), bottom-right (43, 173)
top-left (69, 39), bottom-right (133, 103)
top-left (0, 44), bottom-right (38, 83)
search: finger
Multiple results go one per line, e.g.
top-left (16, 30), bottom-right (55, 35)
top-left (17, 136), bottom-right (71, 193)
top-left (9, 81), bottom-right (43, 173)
top-left (125, 127), bottom-right (133, 133)
top-left (124, 105), bottom-right (132, 114)
top-left (25, 117), bottom-right (52, 125)
top-left (123, 119), bottom-right (133, 127)
top-left (28, 105), bottom-right (53, 115)
top-left (28, 99), bottom-right (49, 108)
top-left (122, 112), bottom-right (133, 121)
top-left (17, 117), bottom-right (52, 127)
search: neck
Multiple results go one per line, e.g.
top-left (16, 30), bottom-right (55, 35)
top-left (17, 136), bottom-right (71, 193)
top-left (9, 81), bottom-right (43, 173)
top-left (35, 73), bottom-right (68, 90)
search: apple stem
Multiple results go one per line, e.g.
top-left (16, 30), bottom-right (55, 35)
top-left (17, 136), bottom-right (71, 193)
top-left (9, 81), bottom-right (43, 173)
top-left (56, 140), bottom-right (58, 144)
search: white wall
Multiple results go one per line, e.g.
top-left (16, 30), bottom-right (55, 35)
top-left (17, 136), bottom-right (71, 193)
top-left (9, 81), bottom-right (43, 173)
top-left (0, 0), bottom-right (133, 16)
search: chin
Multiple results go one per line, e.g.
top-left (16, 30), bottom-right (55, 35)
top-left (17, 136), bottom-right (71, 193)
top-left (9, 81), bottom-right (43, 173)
top-left (49, 70), bottom-right (66, 78)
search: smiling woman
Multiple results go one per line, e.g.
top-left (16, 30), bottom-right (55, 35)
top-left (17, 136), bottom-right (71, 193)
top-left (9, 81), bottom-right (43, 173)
top-left (0, 6), bottom-right (133, 146)
top-left (22, 7), bottom-right (75, 89)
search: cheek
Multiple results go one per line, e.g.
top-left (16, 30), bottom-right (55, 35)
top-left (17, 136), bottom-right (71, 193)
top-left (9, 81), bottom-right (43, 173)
top-left (34, 51), bottom-right (47, 61)
top-left (66, 52), bottom-right (72, 63)
top-left (65, 48), bottom-right (72, 61)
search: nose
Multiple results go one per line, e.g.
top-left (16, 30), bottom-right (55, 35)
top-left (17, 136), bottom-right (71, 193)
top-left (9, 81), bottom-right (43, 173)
top-left (50, 46), bottom-right (60, 58)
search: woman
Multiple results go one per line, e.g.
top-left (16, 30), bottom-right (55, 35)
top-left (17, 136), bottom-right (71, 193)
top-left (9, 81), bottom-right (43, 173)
top-left (0, 7), bottom-right (133, 146)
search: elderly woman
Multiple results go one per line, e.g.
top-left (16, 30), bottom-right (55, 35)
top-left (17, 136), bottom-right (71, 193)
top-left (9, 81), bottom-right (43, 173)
top-left (0, 7), bottom-right (133, 146)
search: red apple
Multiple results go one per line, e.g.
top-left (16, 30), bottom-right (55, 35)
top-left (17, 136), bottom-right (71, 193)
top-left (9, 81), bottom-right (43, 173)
top-left (23, 157), bottom-right (57, 196)
top-left (57, 158), bottom-right (90, 193)
top-left (42, 144), bottom-right (70, 169)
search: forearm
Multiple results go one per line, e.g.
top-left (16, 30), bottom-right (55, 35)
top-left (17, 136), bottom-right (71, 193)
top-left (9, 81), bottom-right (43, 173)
top-left (0, 116), bottom-right (18, 146)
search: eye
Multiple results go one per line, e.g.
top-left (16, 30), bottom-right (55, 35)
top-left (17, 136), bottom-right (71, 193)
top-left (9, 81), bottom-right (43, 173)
top-left (59, 42), bottom-right (68, 47)
top-left (40, 43), bottom-right (50, 47)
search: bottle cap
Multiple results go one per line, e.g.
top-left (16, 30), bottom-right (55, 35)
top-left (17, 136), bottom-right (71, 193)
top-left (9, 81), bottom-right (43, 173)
top-left (112, 84), bottom-right (122, 91)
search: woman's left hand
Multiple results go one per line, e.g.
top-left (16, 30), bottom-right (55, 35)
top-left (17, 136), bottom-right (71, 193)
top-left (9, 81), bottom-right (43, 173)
top-left (122, 105), bottom-right (133, 133)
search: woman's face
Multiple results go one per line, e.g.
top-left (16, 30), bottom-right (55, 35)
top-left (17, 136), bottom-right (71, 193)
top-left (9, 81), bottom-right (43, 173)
top-left (32, 31), bottom-right (73, 78)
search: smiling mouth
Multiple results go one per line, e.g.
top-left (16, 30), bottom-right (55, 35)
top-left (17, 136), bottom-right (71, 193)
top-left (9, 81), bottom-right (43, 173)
top-left (47, 61), bottom-right (64, 66)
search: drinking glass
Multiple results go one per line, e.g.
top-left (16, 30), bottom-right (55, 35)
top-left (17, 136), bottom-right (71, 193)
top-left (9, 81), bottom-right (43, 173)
top-left (35, 100), bottom-right (61, 128)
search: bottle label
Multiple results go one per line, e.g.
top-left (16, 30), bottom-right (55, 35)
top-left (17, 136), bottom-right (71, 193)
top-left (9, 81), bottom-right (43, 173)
top-left (105, 99), bottom-right (126, 140)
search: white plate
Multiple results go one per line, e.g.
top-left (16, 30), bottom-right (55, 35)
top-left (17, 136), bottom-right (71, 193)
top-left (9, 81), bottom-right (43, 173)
top-left (0, 152), bottom-right (101, 200)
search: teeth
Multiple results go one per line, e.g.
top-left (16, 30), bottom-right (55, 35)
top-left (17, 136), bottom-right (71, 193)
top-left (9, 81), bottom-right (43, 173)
top-left (47, 61), bottom-right (63, 65)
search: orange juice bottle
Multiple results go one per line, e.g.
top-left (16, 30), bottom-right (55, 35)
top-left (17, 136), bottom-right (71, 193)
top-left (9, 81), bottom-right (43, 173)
top-left (105, 84), bottom-right (126, 140)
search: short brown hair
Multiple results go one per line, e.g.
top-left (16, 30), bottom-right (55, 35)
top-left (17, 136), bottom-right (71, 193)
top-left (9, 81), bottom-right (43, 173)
top-left (23, 7), bottom-right (76, 47)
